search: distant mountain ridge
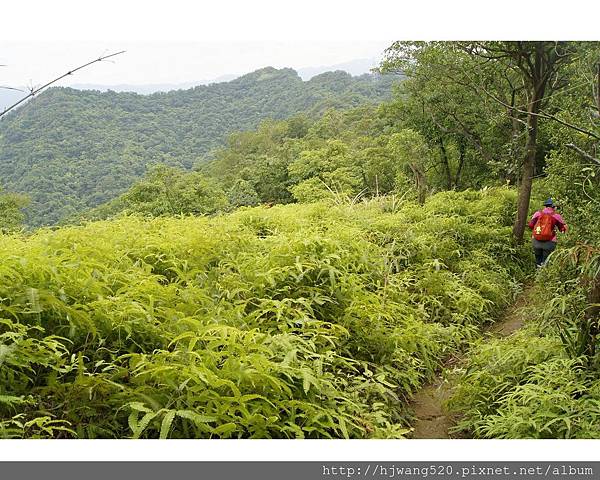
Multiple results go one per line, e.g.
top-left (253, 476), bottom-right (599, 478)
top-left (69, 74), bottom-right (239, 95)
top-left (297, 57), bottom-right (379, 80)
top-left (64, 58), bottom-right (379, 95)
top-left (0, 66), bottom-right (398, 226)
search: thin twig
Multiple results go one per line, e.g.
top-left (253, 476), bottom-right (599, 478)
top-left (0, 85), bottom-right (25, 92)
top-left (0, 50), bottom-right (126, 119)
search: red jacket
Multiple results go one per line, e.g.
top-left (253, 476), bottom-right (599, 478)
top-left (528, 207), bottom-right (567, 242)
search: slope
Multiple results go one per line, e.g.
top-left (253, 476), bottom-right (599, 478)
top-left (0, 67), bottom-right (397, 226)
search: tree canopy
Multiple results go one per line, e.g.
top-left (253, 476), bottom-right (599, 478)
top-left (0, 67), bottom-right (396, 226)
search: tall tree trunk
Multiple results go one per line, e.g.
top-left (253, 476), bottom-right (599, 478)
top-left (438, 138), bottom-right (452, 190)
top-left (409, 163), bottom-right (427, 204)
top-left (596, 62), bottom-right (600, 116)
top-left (512, 95), bottom-right (540, 243)
top-left (585, 276), bottom-right (600, 366)
top-left (513, 44), bottom-right (548, 244)
top-left (508, 88), bottom-right (522, 185)
top-left (455, 140), bottom-right (466, 189)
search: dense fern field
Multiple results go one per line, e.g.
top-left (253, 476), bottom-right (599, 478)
top-left (0, 188), bottom-right (528, 438)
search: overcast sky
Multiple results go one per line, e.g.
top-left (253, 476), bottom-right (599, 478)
top-left (0, 41), bottom-right (391, 87)
top-left (2, 0), bottom-right (597, 89)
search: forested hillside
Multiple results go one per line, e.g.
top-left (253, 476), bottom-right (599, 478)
top-left (0, 67), bottom-right (396, 225)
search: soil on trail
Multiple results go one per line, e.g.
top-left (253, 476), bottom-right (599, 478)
top-left (409, 284), bottom-right (535, 439)
top-left (410, 378), bottom-right (456, 439)
top-left (486, 285), bottom-right (532, 337)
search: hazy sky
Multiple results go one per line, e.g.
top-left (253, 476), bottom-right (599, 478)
top-left (1, 0), bottom-right (597, 89)
top-left (0, 41), bottom-right (391, 87)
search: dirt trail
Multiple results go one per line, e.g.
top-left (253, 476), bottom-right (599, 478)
top-left (409, 284), bottom-right (535, 439)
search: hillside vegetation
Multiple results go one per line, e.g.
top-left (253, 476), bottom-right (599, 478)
top-left (0, 189), bottom-right (528, 438)
top-left (0, 68), bottom-right (395, 226)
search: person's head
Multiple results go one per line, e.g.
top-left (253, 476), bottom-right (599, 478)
top-left (543, 198), bottom-right (555, 208)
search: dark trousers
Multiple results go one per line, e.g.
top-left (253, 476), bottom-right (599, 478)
top-left (532, 239), bottom-right (556, 267)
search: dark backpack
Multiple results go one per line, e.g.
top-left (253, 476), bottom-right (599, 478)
top-left (533, 212), bottom-right (554, 241)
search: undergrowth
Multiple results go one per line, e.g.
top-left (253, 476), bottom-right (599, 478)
top-left (0, 187), bottom-right (527, 438)
top-left (449, 246), bottom-right (600, 439)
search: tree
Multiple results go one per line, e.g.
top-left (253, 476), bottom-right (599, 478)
top-left (1, 68), bottom-right (394, 226)
top-left (121, 165), bottom-right (229, 217)
top-left (466, 42), bottom-right (576, 243)
top-left (387, 129), bottom-right (430, 204)
top-left (1, 51), bottom-right (126, 229)
top-left (543, 43), bottom-right (600, 242)
top-left (381, 41), bottom-right (578, 242)
top-left (0, 188), bottom-right (29, 231)
top-left (380, 42), bottom-right (520, 192)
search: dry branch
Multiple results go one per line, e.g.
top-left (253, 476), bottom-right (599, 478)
top-left (565, 143), bottom-right (600, 167)
top-left (0, 50), bottom-right (126, 119)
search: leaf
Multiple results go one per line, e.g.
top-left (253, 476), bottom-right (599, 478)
top-left (132, 412), bottom-right (159, 439)
top-left (160, 410), bottom-right (176, 439)
top-left (127, 402), bottom-right (153, 413)
top-left (212, 423), bottom-right (238, 437)
top-left (176, 410), bottom-right (217, 425)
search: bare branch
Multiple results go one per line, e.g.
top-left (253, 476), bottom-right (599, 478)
top-left (535, 111), bottom-right (600, 140)
top-left (0, 50), bottom-right (126, 119)
top-left (470, 78), bottom-right (600, 140)
top-left (597, 61), bottom-right (600, 116)
top-left (0, 85), bottom-right (25, 92)
top-left (565, 143), bottom-right (600, 166)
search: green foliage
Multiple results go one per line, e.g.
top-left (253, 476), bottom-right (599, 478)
top-left (448, 323), bottom-right (564, 437)
top-left (387, 129), bottom-right (430, 202)
top-left (72, 165), bottom-right (229, 222)
top-left (0, 68), bottom-right (396, 226)
top-left (289, 178), bottom-right (334, 203)
top-left (0, 188), bottom-right (29, 232)
top-left (2, 40), bottom-right (599, 440)
top-left (480, 359), bottom-right (600, 439)
top-left (198, 106), bottom-right (440, 211)
top-left (226, 179), bottom-right (260, 208)
top-left (203, 106), bottom-right (398, 206)
top-left (120, 165), bottom-right (228, 217)
top-left (545, 149), bottom-right (600, 244)
top-left (542, 43), bottom-right (600, 243)
top-left (0, 188), bottom-right (523, 438)
top-left (449, 330), bottom-right (600, 438)
top-left (450, 245), bottom-right (600, 439)
top-left (370, 42), bottom-right (600, 439)
top-left (68, 43), bottom-right (599, 235)
top-left (535, 245), bottom-right (600, 365)
top-left (94, 104), bottom-right (420, 219)
top-left (380, 42), bottom-right (522, 189)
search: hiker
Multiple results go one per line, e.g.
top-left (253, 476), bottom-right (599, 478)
top-left (528, 198), bottom-right (567, 268)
